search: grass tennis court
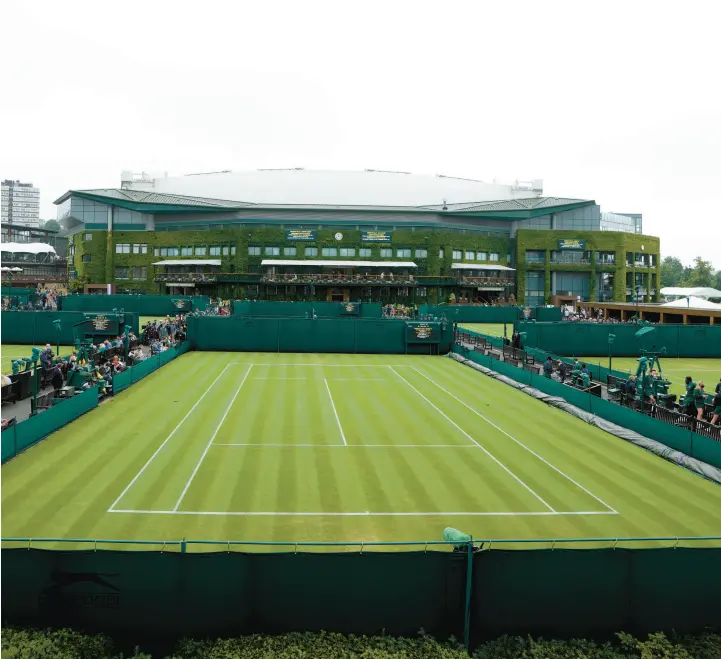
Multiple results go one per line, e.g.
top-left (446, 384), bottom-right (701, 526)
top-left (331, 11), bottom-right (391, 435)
top-left (2, 352), bottom-right (720, 548)
top-left (579, 356), bottom-right (721, 395)
top-left (1, 344), bottom-right (74, 375)
top-left (457, 323), bottom-right (509, 339)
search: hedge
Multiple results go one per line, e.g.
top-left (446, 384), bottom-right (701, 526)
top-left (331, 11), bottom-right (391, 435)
top-left (2, 628), bottom-right (719, 658)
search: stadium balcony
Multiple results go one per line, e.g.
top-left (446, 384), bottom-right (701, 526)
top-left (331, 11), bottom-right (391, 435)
top-left (457, 276), bottom-right (514, 289)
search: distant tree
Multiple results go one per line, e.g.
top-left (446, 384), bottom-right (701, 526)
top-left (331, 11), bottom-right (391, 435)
top-left (43, 219), bottom-right (61, 232)
top-left (660, 256), bottom-right (684, 287)
top-left (681, 256), bottom-right (715, 288)
top-left (714, 269), bottom-right (721, 291)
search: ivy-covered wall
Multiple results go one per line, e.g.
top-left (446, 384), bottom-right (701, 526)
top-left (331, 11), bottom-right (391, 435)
top-left (71, 227), bottom-right (513, 299)
top-left (514, 229), bottom-right (661, 304)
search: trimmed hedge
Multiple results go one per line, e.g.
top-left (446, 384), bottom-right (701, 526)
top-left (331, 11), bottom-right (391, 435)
top-left (2, 628), bottom-right (719, 658)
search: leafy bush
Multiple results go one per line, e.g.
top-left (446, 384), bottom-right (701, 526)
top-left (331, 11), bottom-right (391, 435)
top-left (2, 627), bottom-right (719, 658)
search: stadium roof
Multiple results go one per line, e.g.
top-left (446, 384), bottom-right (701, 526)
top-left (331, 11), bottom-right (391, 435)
top-left (660, 287), bottom-right (721, 298)
top-left (0, 242), bottom-right (57, 255)
top-left (659, 296), bottom-right (721, 310)
top-left (450, 263), bottom-right (515, 271)
top-left (55, 189), bottom-right (595, 219)
top-left (153, 259), bottom-right (221, 266)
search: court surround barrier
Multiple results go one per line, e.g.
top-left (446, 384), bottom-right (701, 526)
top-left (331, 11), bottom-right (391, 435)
top-left (0, 541), bottom-right (719, 650)
top-left (61, 294), bottom-right (210, 316)
top-left (233, 300), bottom-right (384, 318)
top-left (1, 387), bottom-right (98, 463)
top-left (419, 305), bottom-right (562, 323)
top-left (518, 321), bottom-right (721, 357)
top-left (188, 316), bottom-right (454, 354)
top-left (1, 342), bottom-right (191, 463)
top-left (453, 345), bottom-right (721, 470)
top-left (1, 310), bottom-right (140, 345)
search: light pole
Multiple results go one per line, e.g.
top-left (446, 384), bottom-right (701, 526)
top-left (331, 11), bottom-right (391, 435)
top-left (608, 333), bottom-right (615, 373)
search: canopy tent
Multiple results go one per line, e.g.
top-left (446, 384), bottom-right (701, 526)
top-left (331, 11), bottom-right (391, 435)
top-left (0, 267), bottom-right (23, 272)
top-left (261, 259), bottom-right (417, 268)
top-left (0, 242), bottom-right (57, 255)
top-left (659, 296), bottom-right (721, 310)
top-left (152, 259), bottom-right (221, 266)
top-left (451, 263), bottom-right (515, 272)
top-left (660, 286), bottom-right (721, 299)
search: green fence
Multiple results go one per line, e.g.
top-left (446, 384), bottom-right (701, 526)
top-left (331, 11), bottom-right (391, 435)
top-left (189, 316), bottom-right (454, 354)
top-left (518, 321), bottom-right (721, 357)
top-left (61, 294), bottom-right (210, 316)
top-left (1, 387), bottom-right (98, 463)
top-left (112, 342), bottom-right (191, 395)
top-left (1, 311), bottom-right (140, 345)
top-left (1, 543), bottom-right (719, 648)
top-left (1, 287), bottom-right (37, 306)
top-left (454, 346), bottom-right (721, 469)
top-left (420, 305), bottom-right (522, 323)
top-left (233, 300), bottom-right (383, 318)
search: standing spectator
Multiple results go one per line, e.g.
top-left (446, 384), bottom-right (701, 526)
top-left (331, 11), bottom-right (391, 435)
top-left (543, 356), bottom-right (553, 379)
top-left (711, 389), bottom-right (721, 426)
top-left (683, 376), bottom-right (697, 416)
top-left (693, 381), bottom-right (707, 420)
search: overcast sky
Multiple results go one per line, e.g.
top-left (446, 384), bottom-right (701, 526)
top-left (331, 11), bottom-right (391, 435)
top-left (2, 0), bottom-right (719, 268)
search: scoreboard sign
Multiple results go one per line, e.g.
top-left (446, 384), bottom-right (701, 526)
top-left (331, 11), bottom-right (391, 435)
top-left (83, 313), bottom-right (120, 336)
top-left (557, 239), bottom-right (586, 250)
top-left (405, 321), bottom-right (441, 343)
top-left (361, 231), bottom-right (392, 243)
top-left (285, 229), bottom-right (316, 241)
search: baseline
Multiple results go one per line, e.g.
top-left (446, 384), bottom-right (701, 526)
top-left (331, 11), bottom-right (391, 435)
top-left (108, 509), bottom-right (619, 516)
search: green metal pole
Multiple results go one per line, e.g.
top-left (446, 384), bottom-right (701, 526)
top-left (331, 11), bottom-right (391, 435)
top-left (463, 540), bottom-right (474, 650)
top-left (30, 361), bottom-right (39, 417)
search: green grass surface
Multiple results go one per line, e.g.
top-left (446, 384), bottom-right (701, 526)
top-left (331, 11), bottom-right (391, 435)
top-left (457, 323), bottom-right (510, 339)
top-left (1, 344), bottom-right (74, 375)
top-left (579, 356), bottom-right (721, 395)
top-left (2, 352), bottom-right (721, 549)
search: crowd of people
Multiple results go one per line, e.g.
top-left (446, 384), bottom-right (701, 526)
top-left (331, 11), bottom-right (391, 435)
top-left (562, 307), bottom-right (654, 324)
top-left (2, 287), bottom-right (60, 311)
top-left (681, 376), bottom-right (721, 425)
top-left (381, 303), bottom-right (418, 318)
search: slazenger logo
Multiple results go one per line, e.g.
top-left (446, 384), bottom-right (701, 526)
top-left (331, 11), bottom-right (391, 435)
top-left (173, 300), bottom-right (186, 308)
top-left (39, 571), bottom-right (121, 609)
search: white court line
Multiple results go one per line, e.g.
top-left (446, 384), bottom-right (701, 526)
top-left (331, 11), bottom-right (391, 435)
top-left (109, 509), bottom-right (618, 517)
top-left (107, 362), bottom-right (237, 512)
top-left (324, 378), bottom-right (347, 446)
top-left (254, 377), bottom-right (308, 380)
top-left (230, 363), bottom-right (410, 367)
top-left (411, 366), bottom-right (618, 513)
top-left (388, 366), bottom-right (555, 512)
top-left (213, 443), bottom-right (478, 448)
top-left (172, 364), bottom-right (254, 512)
top-left (330, 378), bottom-right (386, 381)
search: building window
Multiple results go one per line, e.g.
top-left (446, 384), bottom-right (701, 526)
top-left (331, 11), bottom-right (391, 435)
top-left (340, 247), bottom-right (355, 257)
top-left (115, 243), bottom-right (130, 254)
top-left (115, 266), bottom-right (129, 279)
top-left (167, 247), bottom-right (179, 257)
top-left (489, 252), bottom-right (499, 262)
top-left (464, 250), bottom-right (475, 260)
top-left (439, 249), bottom-right (445, 258)
top-left (305, 247), bottom-right (318, 256)
top-left (132, 266), bottom-right (147, 279)
top-left (284, 247), bottom-right (297, 256)
top-left (415, 249), bottom-right (427, 258)
top-left (181, 247), bottom-right (193, 256)
top-left (476, 251), bottom-right (488, 261)
top-left (398, 287), bottom-right (409, 297)
top-left (397, 248), bottom-right (411, 258)
top-left (525, 250), bottom-right (545, 264)
top-left (222, 246), bottom-right (230, 256)
top-left (83, 233), bottom-right (92, 241)
top-left (264, 246), bottom-right (280, 256)
top-left (81, 254), bottom-right (91, 262)
top-left (195, 246), bottom-right (207, 256)
top-left (160, 247), bottom-right (168, 257)
top-left (132, 243), bottom-right (147, 254)
top-left (209, 246), bottom-right (221, 256)
top-left (322, 247), bottom-right (338, 257)
top-left (248, 246), bottom-right (261, 256)
top-left (452, 250), bottom-right (462, 260)
top-left (231, 246), bottom-right (236, 255)
top-left (506, 253), bottom-right (512, 264)
top-left (359, 248), bottom-right (372, 258)
top-left (153, 248), bottom-right (160, 256)
top-left (416, 286), bottom-right (427, 297)
top-left (380, 248), bottom-right (393, 258)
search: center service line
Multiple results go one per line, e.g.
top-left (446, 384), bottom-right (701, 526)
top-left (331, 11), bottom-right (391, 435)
top-left (388, 366), bottom-right (556, 512)
top-left (172, 364), bottom-right (255, 512)
top-left (324, 378), bottom-right (348, 446)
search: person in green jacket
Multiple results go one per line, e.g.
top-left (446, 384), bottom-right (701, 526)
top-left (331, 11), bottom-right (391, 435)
top-left (683, 376), bottom-right (697, 416)
top-left (693, 381), bottom-right (707, 420)
top-left (644, 369), bottom-right (658, 406)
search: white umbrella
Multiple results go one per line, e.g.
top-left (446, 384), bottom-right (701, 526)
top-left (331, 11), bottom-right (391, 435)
top-left (10, 267), bottom-right (23, 272)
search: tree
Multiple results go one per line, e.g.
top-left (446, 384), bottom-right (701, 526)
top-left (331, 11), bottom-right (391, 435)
top-left (681, 256), bottom-right (714, 287)
top-left (660, 256), bottom-right (684, 287)
top-left (42, 219), bottom-right (60, 232)
top-left (714, 269), bottom-right (721, 292)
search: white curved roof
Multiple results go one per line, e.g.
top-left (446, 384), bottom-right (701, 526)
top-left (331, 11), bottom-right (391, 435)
top-left (0, 242), bottom-right (57, 255)
top-left (660, 296), bottom-right (721, 310)
top-left (660, 287), bottom-right (721, 299)
top-left (122, 170), bottom-right (543, 207)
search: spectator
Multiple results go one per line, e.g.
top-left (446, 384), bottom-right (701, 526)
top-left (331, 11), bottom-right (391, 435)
top-left (716, 378), bottom-right (721, 395)
top-left (543, 356), bottom-right (553, 379)
top-left (625, 375), bottom-right (638, 399)
top-left (558, 360), bottom-right (568, 383)
top-left (693, 381), bottom-right (707, 420)
top-left (712, 389), bottom-right (721, 427)
top-left (683, 376), bottom-right (697, 416)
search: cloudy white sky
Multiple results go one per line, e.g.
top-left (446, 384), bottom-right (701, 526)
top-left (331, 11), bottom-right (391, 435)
top-left (2, 0), bottom-right (719, 267)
